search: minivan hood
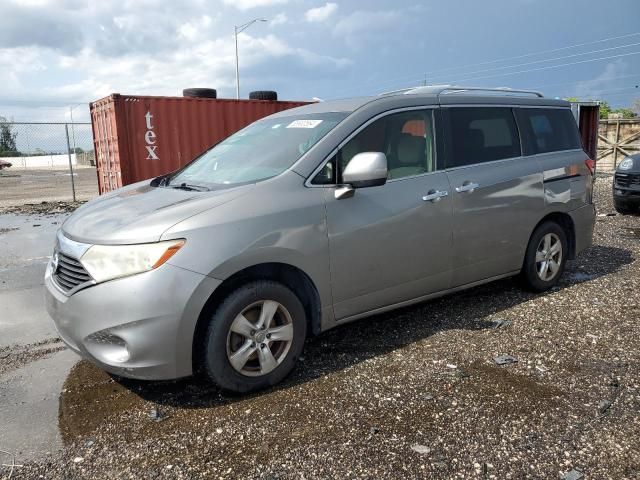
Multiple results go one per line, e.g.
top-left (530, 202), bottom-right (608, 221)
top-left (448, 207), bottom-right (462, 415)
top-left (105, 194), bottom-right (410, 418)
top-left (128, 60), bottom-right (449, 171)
top-left (62, 181), bottom-right (252, 245)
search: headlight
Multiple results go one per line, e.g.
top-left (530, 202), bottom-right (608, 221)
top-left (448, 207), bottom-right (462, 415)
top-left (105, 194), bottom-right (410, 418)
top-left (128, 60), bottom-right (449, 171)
top-left (618, 158), bottom-right (634, 171)
top-left (80, 239), bottom-right (185, 283)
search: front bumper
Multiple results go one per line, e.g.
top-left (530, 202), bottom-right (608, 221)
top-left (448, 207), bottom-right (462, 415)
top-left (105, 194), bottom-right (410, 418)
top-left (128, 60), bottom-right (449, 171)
top-left (45, 260), bottom-right (221, 380)
top-left (613, 185), bottom-right (640, 203)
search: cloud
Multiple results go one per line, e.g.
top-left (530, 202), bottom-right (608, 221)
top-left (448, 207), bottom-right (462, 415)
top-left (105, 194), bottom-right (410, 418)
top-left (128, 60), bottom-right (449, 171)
top-left (0, 2), bottom-right (82, 52)
top-left (0, 0), bottom-right (352, 120)
top-left (222, 0), bottom-right (288, 10)
top-left (305, 2), bottom-right (338, 23)
top-left (574, 60), bottom-right (630, 99)
top-left (333, 9), bottom-right (404, 48)
top-left (270, 12), bottom-right (288, 26)
top-left (177, 15), bottom-right (217, 41)
top-left (3, 31), bottom-right (349, 106)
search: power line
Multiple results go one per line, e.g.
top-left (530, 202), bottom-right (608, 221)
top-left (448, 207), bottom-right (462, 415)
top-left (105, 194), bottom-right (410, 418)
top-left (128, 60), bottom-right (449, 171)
top-left (423, 31), bottom-right (640, 76)
top-left (330, 31), bottom-right (640, 97)
top-left (427, 42), bottom-right (640, 84)
top-left (332, 66), bottom-right (640, 99)
top-left (526, 72), bottom-right (640, 90)
top-left (556, 86), bottom-right (640, 98)
top-left (450, 51), bottom-right (640, 84)
top-left (370, 44), bottom-right (640, 95)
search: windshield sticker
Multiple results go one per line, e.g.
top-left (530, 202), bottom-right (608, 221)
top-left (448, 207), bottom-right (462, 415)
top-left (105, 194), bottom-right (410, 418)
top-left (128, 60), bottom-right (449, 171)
top-left (286, 119), bottom-right (323, 129)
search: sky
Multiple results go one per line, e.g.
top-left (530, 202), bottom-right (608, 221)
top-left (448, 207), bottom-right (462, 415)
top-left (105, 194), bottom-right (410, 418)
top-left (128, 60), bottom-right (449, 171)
top-left (1, 0), bottom-right (639, 124)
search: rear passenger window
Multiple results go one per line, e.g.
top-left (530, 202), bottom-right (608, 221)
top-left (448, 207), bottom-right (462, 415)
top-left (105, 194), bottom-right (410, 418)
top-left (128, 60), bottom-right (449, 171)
top-left (516, 108), bottom-right (582, 155)
top-left (444, 108), bottom-right (521, 168)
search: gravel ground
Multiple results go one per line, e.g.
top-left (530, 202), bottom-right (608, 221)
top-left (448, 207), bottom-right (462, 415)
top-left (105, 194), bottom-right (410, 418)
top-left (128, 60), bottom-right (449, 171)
top-left (0, 201), bottom-right (86, 216)
top-left (0, 168), bottom-right (97, 209)
top-left (0, 338), bottom-right (65, 377)
top-left (7, 174), bottom-right (640, 479)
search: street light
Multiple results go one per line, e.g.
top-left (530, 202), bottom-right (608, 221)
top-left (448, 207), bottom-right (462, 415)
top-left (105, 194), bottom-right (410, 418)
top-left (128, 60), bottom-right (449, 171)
top-left (234, 18), bottom-right (267, 100)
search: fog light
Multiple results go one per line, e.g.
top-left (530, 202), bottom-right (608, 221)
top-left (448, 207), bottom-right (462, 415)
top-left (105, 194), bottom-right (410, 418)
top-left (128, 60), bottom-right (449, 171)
top-left (615, 189), bottom-right (623, 195)
top-left (85, 332), bottom-right (130, 364)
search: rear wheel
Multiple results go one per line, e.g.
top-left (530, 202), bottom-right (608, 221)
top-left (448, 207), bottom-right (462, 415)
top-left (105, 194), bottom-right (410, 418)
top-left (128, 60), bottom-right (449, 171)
top-left (521, 221), bottom-right (568, 292)
top-left (201, 280), bottom-right (306, 393)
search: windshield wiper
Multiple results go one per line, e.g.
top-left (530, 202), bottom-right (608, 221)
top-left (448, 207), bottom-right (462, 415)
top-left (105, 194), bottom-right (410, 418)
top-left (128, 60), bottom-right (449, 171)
top-left (169, 182), bottom-right (210, 192)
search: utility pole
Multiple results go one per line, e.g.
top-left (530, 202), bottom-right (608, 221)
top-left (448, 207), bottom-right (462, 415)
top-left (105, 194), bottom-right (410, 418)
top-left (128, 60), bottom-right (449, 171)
top-left (234, 18), bottom-right (268, 99)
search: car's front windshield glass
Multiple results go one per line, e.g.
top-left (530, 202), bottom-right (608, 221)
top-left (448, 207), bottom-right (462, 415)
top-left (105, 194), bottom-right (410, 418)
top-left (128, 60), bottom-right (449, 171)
top-left (167, 112), bottom-right (348, 189)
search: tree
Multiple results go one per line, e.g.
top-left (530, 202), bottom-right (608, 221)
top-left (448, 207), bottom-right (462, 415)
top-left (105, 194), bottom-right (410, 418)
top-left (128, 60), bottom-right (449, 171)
top-left (0, 116), bottom-right (18, 157)
top-left (614, 108), bottom-right (637, 119)
top-left (597, 101), bottom-right (612, 119)
top-left (563, 97), bottom-right (637, 119)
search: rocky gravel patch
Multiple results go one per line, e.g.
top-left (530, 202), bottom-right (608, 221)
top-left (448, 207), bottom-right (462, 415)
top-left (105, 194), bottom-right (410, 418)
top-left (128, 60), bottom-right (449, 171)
top-left (0, 338), bottom-right (65, 377)
top-left (6, 174), bottom-right (640, 479)
top-left (0, 201), bottom-right (85, 216)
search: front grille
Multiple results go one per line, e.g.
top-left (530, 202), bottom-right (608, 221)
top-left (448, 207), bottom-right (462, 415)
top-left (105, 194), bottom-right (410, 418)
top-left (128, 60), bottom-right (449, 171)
top-left (53, 251), bottom-right (92, 292)
top-left (615, 173), bottom-right (640, 188)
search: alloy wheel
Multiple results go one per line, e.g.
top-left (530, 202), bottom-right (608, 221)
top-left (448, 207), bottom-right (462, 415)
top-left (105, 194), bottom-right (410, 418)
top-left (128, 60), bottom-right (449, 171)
top-left (535, 232), bottom-right (562, 282)
top-left (225, 300), bottom-right (294, 377)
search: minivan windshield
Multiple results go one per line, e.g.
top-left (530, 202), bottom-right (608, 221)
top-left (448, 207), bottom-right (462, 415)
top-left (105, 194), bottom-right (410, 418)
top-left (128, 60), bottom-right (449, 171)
top-left (167, 112), bottom-right (348, 189)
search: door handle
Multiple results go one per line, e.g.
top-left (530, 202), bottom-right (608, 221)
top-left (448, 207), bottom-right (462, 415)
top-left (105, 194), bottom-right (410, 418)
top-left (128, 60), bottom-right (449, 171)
top-left (455, 182), bottom-right (479, 193)
top-left (422, 190), bottom-right (449, 202)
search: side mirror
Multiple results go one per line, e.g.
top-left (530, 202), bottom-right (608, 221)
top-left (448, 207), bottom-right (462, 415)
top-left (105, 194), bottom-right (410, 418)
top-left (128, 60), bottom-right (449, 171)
top-left (335, 152), bottom-right (387, 200)
top-left (336, 152), bottom-right (387, 199)
top-left (343, 152), bottom-right (388, 188)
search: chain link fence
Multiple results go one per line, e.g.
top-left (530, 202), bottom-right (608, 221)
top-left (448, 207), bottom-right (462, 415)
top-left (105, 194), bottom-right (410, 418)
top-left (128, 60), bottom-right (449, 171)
top-left (0, 121), bottom-right (98, 209)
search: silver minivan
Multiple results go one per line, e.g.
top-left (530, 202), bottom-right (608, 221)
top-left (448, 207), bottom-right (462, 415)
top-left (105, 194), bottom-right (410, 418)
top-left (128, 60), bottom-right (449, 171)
top-left (45, 86), bottom-right (595, 392)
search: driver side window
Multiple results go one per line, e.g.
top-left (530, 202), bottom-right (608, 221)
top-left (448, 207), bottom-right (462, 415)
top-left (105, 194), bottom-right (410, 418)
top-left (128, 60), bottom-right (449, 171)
top-left (338, 109), bottom-right (435, 181)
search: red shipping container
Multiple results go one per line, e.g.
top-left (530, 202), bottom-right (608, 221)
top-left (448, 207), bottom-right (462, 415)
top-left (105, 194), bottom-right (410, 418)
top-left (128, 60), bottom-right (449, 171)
top-left (90, 94), bottom-right (310, 194)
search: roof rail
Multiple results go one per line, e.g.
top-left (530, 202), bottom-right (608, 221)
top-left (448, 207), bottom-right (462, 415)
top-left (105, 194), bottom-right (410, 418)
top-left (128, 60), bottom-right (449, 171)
top-left (377, 87), bottom-right (416, 96)
top-left (402, 85), bottom-right (544, 98)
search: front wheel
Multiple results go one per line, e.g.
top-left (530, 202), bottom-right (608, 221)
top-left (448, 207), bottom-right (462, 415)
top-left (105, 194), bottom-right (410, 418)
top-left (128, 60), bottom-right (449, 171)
top-left (521, 222), bottom-right (568, 292)
top-left (201, 280), bottom-right (307, 393)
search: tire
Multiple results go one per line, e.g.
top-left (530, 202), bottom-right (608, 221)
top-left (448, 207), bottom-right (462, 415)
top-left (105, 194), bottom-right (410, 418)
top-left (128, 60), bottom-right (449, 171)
top-left (200, 280), bottom-right (306, 393)
top-left (521, 221), bottom-right (568, 292)
top-left (183, 88), bottom-right (217, 99)
top-left (249, 90), bottom-right (278, 101)
top-left (614, 199), bottom-right (635, 215)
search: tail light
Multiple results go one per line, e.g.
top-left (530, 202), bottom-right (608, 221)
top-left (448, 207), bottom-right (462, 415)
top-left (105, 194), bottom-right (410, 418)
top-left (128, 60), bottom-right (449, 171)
top-left (585, 158), bottom-right (595, 175)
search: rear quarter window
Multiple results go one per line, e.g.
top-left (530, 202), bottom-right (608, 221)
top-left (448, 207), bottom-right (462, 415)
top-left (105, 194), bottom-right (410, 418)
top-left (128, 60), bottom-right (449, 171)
top-left (516, 108), bottom-right (582, 155)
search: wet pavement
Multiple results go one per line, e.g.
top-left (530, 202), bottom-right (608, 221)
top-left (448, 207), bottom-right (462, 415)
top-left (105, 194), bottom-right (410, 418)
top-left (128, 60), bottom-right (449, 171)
top-left (1, 175), bottom-right (640, 479)
top-left (0, 211), bottom-right (76, 462)
top-left (0, 213), bottom-right (63, 346)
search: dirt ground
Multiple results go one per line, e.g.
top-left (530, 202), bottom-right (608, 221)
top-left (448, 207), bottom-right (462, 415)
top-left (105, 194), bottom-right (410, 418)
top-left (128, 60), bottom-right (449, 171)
top-left (5, 174), bottom-right (640, 479)
top-left (0, 167), bottom-right (98, 209)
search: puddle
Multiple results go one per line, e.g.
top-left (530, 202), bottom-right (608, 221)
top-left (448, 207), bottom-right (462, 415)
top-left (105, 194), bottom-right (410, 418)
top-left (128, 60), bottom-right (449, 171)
top-left (0, 349), bottom-right (78, 462)
top-left (569, 272), bottom-right (597, 282)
